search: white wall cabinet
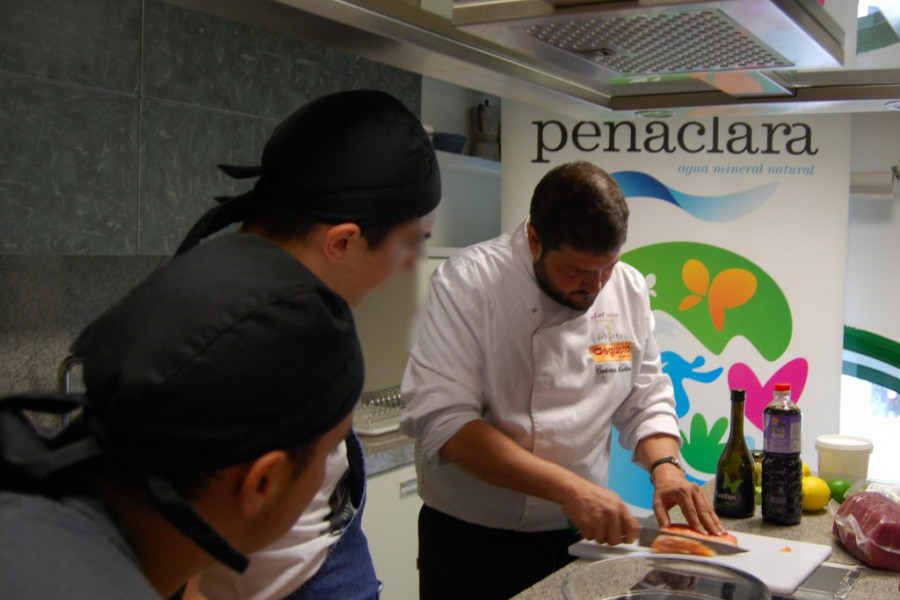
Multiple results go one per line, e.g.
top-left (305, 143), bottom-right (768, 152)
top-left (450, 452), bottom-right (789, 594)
top-left (427, 150), bottom-right (501, 250)
top-left (362, 463), bottom-right (422, 600)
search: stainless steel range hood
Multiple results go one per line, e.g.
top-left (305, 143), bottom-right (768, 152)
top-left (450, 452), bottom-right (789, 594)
top-left (455, 0), bottom-right (843, 86)
top-left (161, 0), bottom-right (900, 118)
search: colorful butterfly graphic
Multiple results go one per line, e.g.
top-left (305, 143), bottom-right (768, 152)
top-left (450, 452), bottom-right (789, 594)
top-left (727, 358), bottom-right (809, 431)
top-left (678, 259), bottom-right (758, 331)
top-left (723, 472), bottom-right (743, 494)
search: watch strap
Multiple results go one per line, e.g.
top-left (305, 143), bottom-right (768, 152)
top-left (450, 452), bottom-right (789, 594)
top-left (648, 456), bottom-right (683, 480)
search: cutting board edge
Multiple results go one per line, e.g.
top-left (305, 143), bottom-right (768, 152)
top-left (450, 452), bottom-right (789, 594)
top-left (568, 533), bottom-right (832, 596)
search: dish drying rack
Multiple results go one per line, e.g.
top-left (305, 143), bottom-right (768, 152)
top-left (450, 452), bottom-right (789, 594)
top-left (353, 386), bottom-right (406, 436)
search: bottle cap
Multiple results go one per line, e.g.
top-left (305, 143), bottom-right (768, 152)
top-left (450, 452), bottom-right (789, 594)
top-left (730, 389), bottom-right (746, 402)
top-left (774, 383), bottom-right (791, 392)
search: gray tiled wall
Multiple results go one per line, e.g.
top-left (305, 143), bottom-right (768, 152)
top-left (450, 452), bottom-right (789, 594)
top-left (0, 74), bottom-right (141, 254)
top-left (0, 0), bottom-right (421, 393)
top-left (0, 255), bottom-right (168, 394)
top-left (0, 0), bottom-right (422, 255)
top-left (143, 0), bottom-right (324, 119)
top-left (0, 0), bottom-right (142, 93)
top-left (138, 98), bottom-right (274, 254)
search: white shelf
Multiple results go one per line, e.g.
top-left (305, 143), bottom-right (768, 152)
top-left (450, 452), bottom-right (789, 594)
top-left (435, 149), bottom-right (500, 176)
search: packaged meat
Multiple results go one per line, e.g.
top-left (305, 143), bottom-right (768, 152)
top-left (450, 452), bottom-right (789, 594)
top-left (832, 489), bottom-right (900, 571)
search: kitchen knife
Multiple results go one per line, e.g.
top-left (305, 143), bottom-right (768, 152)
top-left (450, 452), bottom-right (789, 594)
top-left (636, 518), bottom-right (748, 555)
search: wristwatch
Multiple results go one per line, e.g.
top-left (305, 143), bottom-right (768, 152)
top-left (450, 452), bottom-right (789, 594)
top-left (648, 456), bottom-right (684, 480)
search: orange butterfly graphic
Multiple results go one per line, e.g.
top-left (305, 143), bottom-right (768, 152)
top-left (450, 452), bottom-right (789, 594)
top-left (678, 259), bottom-right (758, 331)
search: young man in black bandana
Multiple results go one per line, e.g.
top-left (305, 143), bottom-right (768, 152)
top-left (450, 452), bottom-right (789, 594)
top-left (0, 226), bottom-right (365, 600)
top-left (175, 90), bottom-right (440, 600)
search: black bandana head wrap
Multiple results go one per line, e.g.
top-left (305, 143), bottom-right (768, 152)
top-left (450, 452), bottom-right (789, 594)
top-left (0, 234), bottom-right (364, 573)
top-left (177, 89), bottom-right (441, 254)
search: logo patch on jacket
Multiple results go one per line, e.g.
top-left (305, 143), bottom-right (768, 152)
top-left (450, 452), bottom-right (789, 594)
top-left (590, 343), bottom-right (632, 374)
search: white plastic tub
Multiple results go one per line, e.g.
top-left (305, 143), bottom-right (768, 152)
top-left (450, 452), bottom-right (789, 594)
top-left (815, 434), bottom-right (873, 483)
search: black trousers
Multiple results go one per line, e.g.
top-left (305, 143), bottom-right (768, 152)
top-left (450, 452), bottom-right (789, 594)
top-left (418, 504), bottom-right (580, 600)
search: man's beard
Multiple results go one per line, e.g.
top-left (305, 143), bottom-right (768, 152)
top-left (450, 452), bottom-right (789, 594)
top-left (533, 257), bottom-right (597, 312)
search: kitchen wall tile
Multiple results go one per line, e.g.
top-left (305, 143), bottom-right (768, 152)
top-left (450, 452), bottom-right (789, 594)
top-left (0, 0), bottom-right (141, 93)
top-left (0, 73), bottom-right (139, 254)
top-left (143, 0), bottom-right (313, 119)
top-left (0, 255), bottom-right (168, 394)
top-left (300, 43), bottom-right (422, 116)
top-left (142, 0), bottom-right (421, 118)
top-left (138, 98), bottom-right (276, 255)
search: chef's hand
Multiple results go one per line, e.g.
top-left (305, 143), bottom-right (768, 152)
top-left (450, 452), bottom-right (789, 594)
top-left (650, 463), bottom-right (724, 535)
top-left (562, 481), bottom-right (639, 545)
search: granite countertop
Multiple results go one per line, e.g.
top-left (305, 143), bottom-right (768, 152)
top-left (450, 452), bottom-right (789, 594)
top-left (513, 483), bottom-right (899, 600)
top-left (359, 429), bottom-right (415, 476)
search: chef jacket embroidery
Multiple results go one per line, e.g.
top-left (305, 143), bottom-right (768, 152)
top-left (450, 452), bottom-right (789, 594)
top-left (590, 342), bottom-right (633, 374)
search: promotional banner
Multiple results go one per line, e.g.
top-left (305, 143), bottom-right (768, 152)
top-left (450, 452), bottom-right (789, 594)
top-left (501, 100), bottom-right (850, 512)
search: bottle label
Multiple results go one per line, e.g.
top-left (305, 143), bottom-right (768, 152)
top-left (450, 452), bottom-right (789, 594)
top-left (763, 412), bottom-right (801, 453)
top-left (715, 488), bottom-right (743, 503)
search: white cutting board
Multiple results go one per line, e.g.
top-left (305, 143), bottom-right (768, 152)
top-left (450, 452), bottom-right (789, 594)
top-left (569, 530), bottom-right (832, 595)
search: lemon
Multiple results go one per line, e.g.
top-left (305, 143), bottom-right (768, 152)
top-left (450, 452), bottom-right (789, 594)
top-left (802, 476), bottom-right (831, 511)
top-left (827, 479), bottom-right (851, 504)
top-left (802, 462), bottom-right (812, 478)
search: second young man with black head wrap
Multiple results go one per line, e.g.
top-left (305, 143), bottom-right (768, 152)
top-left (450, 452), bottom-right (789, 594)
top-left (178, 90), bottom-right (441, 600)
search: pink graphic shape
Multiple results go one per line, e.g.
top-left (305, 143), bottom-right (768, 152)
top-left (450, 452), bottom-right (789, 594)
top-left (727, 358), bottom-right (809, 431)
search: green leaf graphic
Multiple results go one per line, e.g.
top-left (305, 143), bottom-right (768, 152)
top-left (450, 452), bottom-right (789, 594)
top-left (679, 413), bottom-right (728, 474)
top-left (623, 242), bottom-right (792, 361)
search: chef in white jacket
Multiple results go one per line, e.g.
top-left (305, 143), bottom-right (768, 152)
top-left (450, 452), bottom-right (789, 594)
top-left (401, 161), bottom-right (724, 600)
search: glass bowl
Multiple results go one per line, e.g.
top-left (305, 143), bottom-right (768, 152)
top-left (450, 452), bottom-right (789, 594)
top-left (563, 556), bottom-right (771, 600)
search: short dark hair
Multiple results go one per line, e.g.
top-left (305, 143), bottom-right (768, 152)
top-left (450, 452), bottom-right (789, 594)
top-left (22, 432), bottom-right (318, 503)
top-left (244, 207), bottom-right (396, 249)
top-left (171, 437), bottom-right (318, 499)
top-left (529, 161), bottom-right (629, 256)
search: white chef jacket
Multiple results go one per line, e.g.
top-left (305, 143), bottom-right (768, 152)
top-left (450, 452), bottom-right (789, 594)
top-left (400, 222), bottom-right (679, 532)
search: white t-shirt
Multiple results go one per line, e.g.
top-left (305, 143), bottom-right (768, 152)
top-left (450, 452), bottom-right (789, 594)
top-left (199, 443), bottom-right (349, 600)
top-left (400, 222), bottom-right (680, 531)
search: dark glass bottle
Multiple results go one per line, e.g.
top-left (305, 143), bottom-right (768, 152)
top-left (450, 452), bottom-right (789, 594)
top-left (714, 389), bottom-right (756, 518)
top-left (762, 383), bottom-right (803, 525)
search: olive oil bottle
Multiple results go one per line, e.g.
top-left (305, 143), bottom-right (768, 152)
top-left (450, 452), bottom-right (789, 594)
top-left (714, 389), bottom-right (756, 518)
